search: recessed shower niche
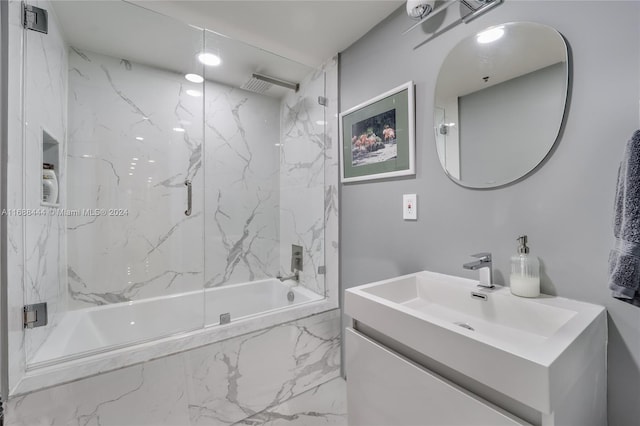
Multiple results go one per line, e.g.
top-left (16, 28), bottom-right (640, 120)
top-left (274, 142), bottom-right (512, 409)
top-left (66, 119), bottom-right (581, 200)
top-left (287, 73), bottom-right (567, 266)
top-left (41, 130), bottom-right (60, 205)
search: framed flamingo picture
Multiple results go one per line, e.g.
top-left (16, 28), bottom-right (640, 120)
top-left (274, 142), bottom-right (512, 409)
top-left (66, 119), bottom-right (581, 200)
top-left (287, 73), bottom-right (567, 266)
top-left (339, 81), bottom-right (415, 183)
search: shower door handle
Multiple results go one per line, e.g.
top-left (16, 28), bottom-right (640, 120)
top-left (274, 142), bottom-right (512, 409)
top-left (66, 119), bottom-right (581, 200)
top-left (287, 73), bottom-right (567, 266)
top-left (184, 180), bottom-right (192, 216)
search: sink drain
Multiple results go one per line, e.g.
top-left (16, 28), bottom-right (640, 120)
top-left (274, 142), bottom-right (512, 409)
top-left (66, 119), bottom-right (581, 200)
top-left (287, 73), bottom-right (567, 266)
top-left (454, 322), bottom-right (474, 331)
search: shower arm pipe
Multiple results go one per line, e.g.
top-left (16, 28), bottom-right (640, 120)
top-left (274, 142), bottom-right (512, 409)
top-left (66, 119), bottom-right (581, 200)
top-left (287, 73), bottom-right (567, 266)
top-left (402, 0), bottom-right (503, 36)
top-left (252, 73), bottom-right (299, 92)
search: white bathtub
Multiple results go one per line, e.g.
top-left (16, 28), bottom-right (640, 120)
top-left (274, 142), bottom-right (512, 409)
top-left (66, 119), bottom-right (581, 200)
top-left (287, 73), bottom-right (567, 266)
top-left (28, 279), bottom-right (323, 367)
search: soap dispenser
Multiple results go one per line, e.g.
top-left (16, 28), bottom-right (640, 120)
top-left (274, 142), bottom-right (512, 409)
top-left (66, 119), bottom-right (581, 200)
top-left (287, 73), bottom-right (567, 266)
top-left (510, 235), bottom-right (540, 298)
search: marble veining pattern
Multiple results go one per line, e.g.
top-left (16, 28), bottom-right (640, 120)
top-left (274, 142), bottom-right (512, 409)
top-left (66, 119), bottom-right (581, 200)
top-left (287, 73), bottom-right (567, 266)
top-left (7, 14), bottom-right (340, 421)
top-left (236, 377), bottom-right (347, 426)
top-left (204, 83), bottom-right (281, 289)
top-left (186, 311), bottom-right (340, 425)
top-left (7, 356), bottom-right (192, 426)
top-left (322, 56), bottom-right (340, 302)
top-left (6, 310), bottom-right (341, 426)
top-left (66, 48), bottom-right (287, 308)
top-left (66, 48), bottom-right (205, 309)
top-left (280, 68), bottom-right (328, 296)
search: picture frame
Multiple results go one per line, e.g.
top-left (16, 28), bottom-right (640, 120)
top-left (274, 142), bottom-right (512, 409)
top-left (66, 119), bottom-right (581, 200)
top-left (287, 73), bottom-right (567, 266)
top-left (339, 81), bottom-right (415, 183)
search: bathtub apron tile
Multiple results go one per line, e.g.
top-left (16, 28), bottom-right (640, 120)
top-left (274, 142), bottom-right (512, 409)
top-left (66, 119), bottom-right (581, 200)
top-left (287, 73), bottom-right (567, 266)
top-left (186, 311), bottom-right (341, 425)
top-left (6, 354), bottom-right (191, 426)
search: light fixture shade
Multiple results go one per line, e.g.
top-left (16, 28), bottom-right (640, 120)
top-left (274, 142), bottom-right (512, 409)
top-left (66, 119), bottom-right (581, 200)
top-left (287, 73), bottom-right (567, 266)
top-left (406, 0), bottom-right (435, 20)
top-left (198, 52), bottom-right (221, 66)
top-left (185, 73), bottom-right (204, 83)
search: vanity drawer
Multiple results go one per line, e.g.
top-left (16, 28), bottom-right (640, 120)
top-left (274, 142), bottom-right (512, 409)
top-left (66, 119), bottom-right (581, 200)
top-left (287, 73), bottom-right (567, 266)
top-left (346, 328), bottom-right (530, 426)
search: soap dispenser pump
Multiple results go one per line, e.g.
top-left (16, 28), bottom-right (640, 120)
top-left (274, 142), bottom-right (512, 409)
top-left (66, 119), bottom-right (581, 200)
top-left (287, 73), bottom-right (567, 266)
top-left (510, 235), bottom-right (540, 298)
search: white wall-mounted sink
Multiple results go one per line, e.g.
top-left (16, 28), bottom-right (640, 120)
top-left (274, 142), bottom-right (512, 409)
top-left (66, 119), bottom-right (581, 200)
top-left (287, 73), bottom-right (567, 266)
top-left (345, 271), bottom-right (606, 417)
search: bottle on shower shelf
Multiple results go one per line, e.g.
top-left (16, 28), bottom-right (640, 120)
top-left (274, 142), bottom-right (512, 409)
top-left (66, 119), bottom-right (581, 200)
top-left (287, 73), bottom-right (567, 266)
top-left (42, 163), bottom-right (58, 204)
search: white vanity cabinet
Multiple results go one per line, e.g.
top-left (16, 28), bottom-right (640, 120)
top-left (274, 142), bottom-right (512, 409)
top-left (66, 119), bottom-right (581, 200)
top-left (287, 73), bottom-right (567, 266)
top-left (346, 328), bottom-right (529, 426)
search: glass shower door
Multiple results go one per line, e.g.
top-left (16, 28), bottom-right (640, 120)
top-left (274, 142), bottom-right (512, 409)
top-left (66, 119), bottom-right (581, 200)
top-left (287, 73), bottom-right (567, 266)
top-left (22, 0), bottom-right (206, 366)
top-left (202, 29), bottom-right (327, 326)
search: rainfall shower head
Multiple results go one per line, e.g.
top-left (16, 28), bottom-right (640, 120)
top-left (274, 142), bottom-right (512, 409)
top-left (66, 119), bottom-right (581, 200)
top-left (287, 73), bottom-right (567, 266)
top-left (240, 76), bottom-right (273, 94)
top-left (245, 73), bottom-right (300, 92)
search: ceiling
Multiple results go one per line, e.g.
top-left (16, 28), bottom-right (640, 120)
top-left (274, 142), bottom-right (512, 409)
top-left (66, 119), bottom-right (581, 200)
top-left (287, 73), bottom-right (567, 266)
top-left (50, 0), bottom-right (402, 98)
top-left (129, 0), bottom-right (404, 68)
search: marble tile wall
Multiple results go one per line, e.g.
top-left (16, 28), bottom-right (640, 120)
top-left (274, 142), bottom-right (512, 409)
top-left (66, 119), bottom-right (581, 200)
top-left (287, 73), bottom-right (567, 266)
top-left (66, 48), bottom-right (286, 307)
top-left (321, 56), bottom-right (339, 303)
top-left (204, 81), bottom-right (281, 289)
top-left (6, 310), bottom-right (341, 425)
top-left (66, 48), bottom-right (206, 309)
top-left (238, 377), bottom-right (347, 426)
top-left (279, 67), bottom-right (328, 296)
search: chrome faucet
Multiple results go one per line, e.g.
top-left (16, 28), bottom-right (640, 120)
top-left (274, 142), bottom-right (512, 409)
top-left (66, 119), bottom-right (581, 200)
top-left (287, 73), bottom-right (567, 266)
top-left (278, 244), bottom-right (303, 283)
top-left (463, 252), bottom-right (494, 288)
top-left (277, 269), bottom-right (299, 283)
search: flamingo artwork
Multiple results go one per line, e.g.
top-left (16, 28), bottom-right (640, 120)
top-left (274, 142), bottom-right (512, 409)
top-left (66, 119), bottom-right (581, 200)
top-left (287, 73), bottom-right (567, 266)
top-left (383, 126), bottom-right (395, 142)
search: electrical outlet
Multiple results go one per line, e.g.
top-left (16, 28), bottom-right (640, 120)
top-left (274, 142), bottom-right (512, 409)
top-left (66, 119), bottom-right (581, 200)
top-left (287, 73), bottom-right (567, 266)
top-left (403, 194), bottom-right (417, 220)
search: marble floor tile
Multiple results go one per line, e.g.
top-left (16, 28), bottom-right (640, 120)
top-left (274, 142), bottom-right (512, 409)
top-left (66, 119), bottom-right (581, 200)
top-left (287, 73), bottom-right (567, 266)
top-left (235, 377), bottom-right (347, 426)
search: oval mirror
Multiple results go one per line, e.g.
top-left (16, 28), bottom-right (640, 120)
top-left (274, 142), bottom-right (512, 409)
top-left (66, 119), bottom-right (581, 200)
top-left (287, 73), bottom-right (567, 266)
top-left (434, 22), bottom-right (568, 188)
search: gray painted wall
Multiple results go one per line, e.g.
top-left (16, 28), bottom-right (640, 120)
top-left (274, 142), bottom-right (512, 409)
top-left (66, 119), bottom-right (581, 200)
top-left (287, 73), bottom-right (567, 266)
top-left (459, 62), bottom-right (565, 185)
top-left (339, 1), bottom-right (640, 425)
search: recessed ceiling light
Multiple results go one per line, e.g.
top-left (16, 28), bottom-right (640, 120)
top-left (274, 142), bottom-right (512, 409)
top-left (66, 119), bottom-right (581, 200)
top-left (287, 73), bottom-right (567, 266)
top-left (477, 26), bottom-right (504, 44)
top-left (132, 157), bottom-right (139, 161)
top-left (135, 137), bottom-right (144, 141)
top-left (185, 73), bottom-right (204, 83)
top-left (130, 166), bottom-right (135, 170)
top-left (148, 159), bottom-right (156, 163)
top-left (173, 127), bottom-right (186, 133)
top-left (186, 89), bottom-right (202, 97)
top-left (198, 52), bottom-right (221, 66)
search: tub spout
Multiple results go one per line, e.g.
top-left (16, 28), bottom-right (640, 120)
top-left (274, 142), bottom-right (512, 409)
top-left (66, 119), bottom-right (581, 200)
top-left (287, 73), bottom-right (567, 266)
top-left (277, 270), bottom-right (299, 283)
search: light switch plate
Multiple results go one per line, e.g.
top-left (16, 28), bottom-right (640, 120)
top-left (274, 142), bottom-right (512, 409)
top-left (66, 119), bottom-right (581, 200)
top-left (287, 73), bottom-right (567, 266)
top-left (403, 194), bottom-right (417, 220)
